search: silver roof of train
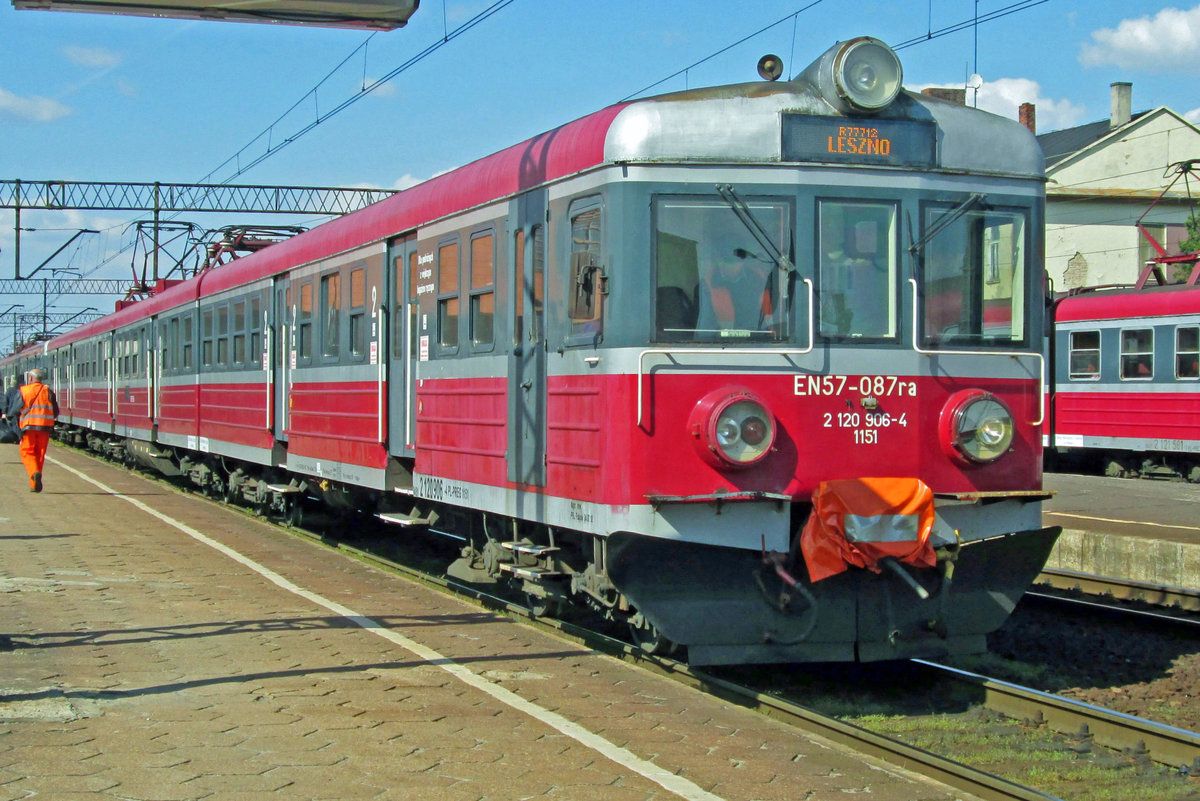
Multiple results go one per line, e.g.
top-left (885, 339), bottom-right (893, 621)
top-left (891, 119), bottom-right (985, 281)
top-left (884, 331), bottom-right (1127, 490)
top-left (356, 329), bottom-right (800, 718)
top-left (604, 81), bottom-right (1045, 179)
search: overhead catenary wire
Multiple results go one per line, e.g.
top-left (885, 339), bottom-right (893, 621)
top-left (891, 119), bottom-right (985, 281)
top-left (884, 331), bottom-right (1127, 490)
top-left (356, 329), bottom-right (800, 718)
top-left (200, 0), bottom-right (519, 186)
top-left (621, 1), bottom-right (829, 101)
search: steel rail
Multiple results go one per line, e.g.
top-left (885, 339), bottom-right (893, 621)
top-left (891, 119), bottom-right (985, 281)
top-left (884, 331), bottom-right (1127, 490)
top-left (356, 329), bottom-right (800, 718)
top-left (916, 660), bottom-right (1200, 771)
top-left (1037, 567), bottom-right (1200, 613)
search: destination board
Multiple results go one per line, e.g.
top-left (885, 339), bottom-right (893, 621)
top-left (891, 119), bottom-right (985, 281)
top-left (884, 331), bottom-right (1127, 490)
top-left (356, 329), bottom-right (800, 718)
top-left (782, 115), bottom-right (937, 168)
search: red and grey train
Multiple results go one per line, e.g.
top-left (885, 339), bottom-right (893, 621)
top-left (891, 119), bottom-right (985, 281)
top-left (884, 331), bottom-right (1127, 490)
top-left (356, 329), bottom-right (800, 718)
top-left (3, 38), bottom-right (1060, 664)
top-left (1047, 279), bottom-right (1200, 482)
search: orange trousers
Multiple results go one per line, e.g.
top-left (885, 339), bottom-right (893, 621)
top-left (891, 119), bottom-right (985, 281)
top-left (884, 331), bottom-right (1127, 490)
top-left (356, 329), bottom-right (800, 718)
top-left (19, 430), bottom-right (50, 489)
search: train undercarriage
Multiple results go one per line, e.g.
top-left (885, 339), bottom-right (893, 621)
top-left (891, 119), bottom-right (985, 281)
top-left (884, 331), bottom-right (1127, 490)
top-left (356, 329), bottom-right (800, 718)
top-left (59, 424), bottom-right (1060, 665)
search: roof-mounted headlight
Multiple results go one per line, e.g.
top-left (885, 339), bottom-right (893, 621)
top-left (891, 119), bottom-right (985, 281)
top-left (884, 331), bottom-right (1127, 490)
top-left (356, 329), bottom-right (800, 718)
top-left (796, 36), bottom-right (903, 114)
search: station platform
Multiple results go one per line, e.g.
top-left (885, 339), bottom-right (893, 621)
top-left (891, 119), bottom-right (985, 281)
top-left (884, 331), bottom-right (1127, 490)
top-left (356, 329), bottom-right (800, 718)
top-left (1042, 473), bottom-right (1200, 590)
top-left (0, 444), bottom-right (959, 801)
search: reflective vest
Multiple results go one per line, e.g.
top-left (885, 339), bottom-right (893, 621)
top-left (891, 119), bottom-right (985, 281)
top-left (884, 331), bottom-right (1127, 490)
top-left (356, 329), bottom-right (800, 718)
top-left (19, 382), bottom-right (57, 431)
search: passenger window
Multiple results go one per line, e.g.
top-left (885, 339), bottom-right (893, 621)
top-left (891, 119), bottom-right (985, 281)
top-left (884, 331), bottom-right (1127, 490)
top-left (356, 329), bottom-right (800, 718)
top-left (438, 241), bottom-right (460, 349)
top-left (470, 232), bottom-right (495, 347)
top-left (217, 305), bottom-right (230, 367)
top-left (298, 282), bottom-right (313, 361)
top-left (569, 203), bottom-right (604, 337)
top-left (233, 301), bottom-right (247, 367)
top-left (321, 272), bottom-right (341, 359)
top-left (820, 200), bottom-right (897, 339)
top-left (202, 310), bottom-right (214, 368)
top-left (1068, 330), bottom-right (1100, 380)
top-left (1120, 328), bottom-right (1153, 380)
top-left (1176, 326), bottom-right (1199, 379)
top-left (182, 315), bottom-right (194, 370)
top-left (349, 267), bottom-right (366, 358)
top-left (249, 297), bottom-right (262, 369)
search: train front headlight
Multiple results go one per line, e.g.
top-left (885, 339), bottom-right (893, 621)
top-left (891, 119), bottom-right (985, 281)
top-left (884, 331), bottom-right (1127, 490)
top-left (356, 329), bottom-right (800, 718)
top-left (941, 390), bottom-right (1014, 464)
top-left (834, 38), bottom-right (903, 111)
top-left (690, 389), bottom-right (776, 469)
top-left (796, 36), bottom-right (903, 114)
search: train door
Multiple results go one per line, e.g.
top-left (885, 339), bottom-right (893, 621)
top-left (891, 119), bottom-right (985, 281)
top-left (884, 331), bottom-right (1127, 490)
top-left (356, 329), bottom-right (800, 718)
top-left (140, 322), bottom-right (153, 430)
top-left (387, 234), bottom-right (418, 457)
top-left (272, 281), bottom-right (290, 442)
top-left (508, 190), bottom-right (547, 486)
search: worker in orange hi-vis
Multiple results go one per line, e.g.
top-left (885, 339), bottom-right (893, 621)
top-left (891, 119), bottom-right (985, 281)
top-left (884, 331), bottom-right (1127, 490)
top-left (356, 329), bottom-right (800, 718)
top-left (7, 368), bottom-right (59, 493)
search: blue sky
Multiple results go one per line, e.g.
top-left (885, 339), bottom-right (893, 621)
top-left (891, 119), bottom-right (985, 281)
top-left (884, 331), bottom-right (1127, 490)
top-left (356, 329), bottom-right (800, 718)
top-left (2, 0), bottom-right (1199, 339)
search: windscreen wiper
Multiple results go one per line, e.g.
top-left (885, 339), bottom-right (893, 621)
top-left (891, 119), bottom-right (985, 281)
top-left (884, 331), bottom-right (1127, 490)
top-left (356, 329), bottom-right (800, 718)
top-left (715, 184), bottom-right (794, 308)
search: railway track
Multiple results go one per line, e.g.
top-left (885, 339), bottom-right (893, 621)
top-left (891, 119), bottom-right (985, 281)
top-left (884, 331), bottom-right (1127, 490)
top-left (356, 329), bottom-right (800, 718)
top-left (914, 660), bottom-right (1200, 772)
top-left (1037, 567), bottom-right (1200, 613)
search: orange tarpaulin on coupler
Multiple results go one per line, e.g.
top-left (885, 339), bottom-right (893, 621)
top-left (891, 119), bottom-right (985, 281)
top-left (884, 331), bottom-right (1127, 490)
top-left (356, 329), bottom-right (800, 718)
top-left (799, 477), bottom-right (936, 582)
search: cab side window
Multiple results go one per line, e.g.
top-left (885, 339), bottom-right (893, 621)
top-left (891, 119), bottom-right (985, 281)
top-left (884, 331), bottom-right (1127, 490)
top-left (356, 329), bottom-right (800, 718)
top-left (568, 200), bottom-right (604, 341)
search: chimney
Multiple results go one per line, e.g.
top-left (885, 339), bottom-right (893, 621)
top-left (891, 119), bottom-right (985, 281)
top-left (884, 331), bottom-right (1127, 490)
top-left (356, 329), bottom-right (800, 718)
top-left (1110, 82), bottom-right (1132, 129)
top-left (1019, 102), bottom-right (1036, 134)
top-left (921, 87), bottom-right (966, 106)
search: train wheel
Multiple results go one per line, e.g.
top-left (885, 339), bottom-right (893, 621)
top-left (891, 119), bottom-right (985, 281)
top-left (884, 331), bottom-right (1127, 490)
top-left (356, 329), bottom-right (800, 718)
top-left (1188, 464), bottom-right (1200, 484)
top-left (629, 618), bottom-right (677, 657)
top-left (284, 496), bottom-right (303, 528)
top-left (1104, 459), bottom-right (1137, 479)
top-left (523, 591), bottom-right (561, 619)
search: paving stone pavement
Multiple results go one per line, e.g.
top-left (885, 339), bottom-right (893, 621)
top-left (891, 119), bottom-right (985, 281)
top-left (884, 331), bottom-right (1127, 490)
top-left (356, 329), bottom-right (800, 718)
top-left (0, 445), bottom-right (967, 801)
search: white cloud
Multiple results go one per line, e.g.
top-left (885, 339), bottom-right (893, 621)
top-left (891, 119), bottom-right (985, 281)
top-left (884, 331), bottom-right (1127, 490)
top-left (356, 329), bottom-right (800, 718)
top-left (1186, 106), bottom-right (1200, 124)
top-left (393, 174), bottom-right (425, 190)
top-left (392, 168), bottom-right (453, 191)
top-left (1080, 5), bottom-right (1200, 72)
top-left (975, 78), bottom-right (1087, 131)
top-left (909, 78), bottom-right (1087, 132)
top-left (62, 45), bottom-right (123, 69)
top-left (0, 86), bottom-right (72, 122)
top-left (361, 77), bottom-right (397, 98)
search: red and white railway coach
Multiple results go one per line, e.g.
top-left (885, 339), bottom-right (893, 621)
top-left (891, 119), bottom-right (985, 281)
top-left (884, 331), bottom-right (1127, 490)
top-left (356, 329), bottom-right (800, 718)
top-left (4, 38), bottom-right (1060, 665)
top-left (1050, 282), bottom-right (1200, 482)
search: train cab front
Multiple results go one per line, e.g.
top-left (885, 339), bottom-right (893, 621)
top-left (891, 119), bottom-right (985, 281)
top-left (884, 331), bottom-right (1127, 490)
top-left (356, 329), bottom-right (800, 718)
top-left (604, 36), bottom-right (1058, 665)
top-left (609, 374), bottom-right (1061, 665)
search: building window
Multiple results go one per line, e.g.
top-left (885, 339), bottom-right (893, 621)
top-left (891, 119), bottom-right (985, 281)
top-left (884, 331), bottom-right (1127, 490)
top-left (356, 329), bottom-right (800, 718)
top-left (1177, 326), bottom-right (1199, 379)
top-left (438, 241), bottom-right (460, 349)
top-left (1120, 328), bottom-right (1153, 380)
top-left (470, 232), bottom-right (494, 347)
top-left (1068, 330), bottom-right (1100, 380)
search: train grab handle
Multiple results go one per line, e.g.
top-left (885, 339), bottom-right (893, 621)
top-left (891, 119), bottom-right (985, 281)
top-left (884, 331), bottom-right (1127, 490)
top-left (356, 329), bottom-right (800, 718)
top-left (907, 278), bottom-right (1045, 426)
top-left (636, 278), bottom-right (813, 428)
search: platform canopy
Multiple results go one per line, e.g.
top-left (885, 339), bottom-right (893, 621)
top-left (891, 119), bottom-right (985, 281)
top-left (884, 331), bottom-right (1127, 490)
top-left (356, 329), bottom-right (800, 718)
top-left (11, 0), bottom-right (420, 30)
